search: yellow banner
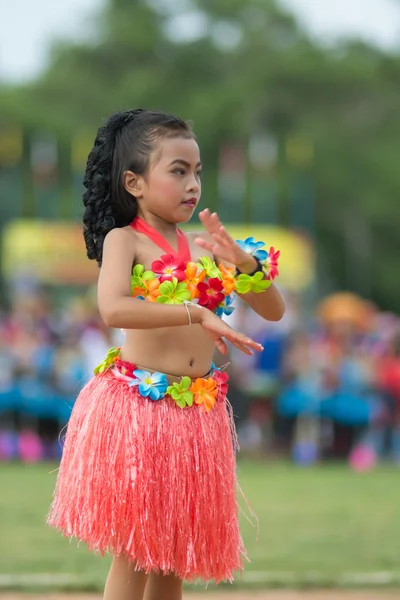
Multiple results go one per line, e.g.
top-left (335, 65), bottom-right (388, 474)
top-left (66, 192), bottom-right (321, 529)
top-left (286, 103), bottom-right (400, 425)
top-left (2, 220), bottom-right (98, 285)
top-left (3, 220), bottom-right (315, 290)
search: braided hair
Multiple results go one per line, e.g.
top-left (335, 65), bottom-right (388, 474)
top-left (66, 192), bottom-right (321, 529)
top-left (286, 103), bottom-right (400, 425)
top-left (82, 109), bottom-right (194, 266)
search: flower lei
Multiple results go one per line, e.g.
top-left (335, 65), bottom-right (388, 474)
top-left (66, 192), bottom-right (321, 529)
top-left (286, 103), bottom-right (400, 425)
top-left (94, 347), bottom-right (121, 375)
top-left (94, 348), bottom-right (229, 412)
top-left (131, 238), bottom-right (279, 315)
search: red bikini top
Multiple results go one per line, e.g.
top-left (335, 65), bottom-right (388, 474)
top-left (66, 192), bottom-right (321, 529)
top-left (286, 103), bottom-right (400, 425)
top-left (130, 217), bottom-right (191, 263)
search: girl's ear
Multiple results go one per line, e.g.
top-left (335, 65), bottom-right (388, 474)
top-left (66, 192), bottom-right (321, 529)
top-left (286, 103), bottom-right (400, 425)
top-left (123, 170), bottom-right (145, 198)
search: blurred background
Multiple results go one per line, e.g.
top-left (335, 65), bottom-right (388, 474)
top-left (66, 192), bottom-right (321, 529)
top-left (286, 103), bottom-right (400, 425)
top-left (1, 0), bottom-right (400, 596)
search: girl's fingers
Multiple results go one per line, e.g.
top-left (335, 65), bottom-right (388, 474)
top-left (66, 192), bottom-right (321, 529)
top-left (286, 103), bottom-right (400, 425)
top-left (218, 225), bottom-right (235, 245)
top-left (200, 209), bottom-right (227, 237)
top-left (210, 212), bottom-right (225, 230)
top-left (217, 332), bottom-right (258, 356)
top-left (212, 232), bottom-right (229, 248)
top-left (198, 212), bottom-right (212, 235)
top-left (227, 332), bottom-right (263, 352)
top-left (215, 338), bottom-right (229, 355)
top-left (233, 341), bottom-right (254, 355)
top-left (245, 338), bottom-right (263, 351)
top-left (199, 209), bottom-right (219, 235)
top-left (199, 211), bottom-right (234, 246)
top-left (194, 236), bottom-right (215, 252)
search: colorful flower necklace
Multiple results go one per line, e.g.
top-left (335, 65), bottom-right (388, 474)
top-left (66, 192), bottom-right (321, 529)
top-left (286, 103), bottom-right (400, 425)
top-left (130, 218), bottom-right (280, 316)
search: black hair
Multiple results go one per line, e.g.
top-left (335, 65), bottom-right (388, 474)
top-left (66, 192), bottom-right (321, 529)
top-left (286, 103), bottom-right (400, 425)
top-left (82, 108), bottom-right (194, 266)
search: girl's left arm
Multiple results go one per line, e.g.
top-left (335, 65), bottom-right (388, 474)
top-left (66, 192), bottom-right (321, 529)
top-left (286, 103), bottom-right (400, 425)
top-left (234, 259), bottom-right (285, 321)
top-left (194, 209), bottom-right (286, 322)
top-left (240, 286), bottom-right (285, 321)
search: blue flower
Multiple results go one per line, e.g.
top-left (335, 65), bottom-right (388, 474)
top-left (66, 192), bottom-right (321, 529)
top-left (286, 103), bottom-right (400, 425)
top-left (216, 294), bottom-right (236, 317)
top-left (129, 370), bottom-right (168, 401)
top-left (236, 237), bottom-right (268, 261)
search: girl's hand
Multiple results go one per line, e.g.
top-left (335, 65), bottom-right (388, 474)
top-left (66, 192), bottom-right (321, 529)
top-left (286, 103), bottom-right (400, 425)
top-left (194, 306), bottom-right (263, 356)
top-left (194, 209), bottom-right (256, 272)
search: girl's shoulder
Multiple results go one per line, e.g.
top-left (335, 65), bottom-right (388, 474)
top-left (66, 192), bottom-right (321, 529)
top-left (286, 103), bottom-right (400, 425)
top-left (102, 226), bottom-right (137, 264)
top-left (104, 224), bottom-right (136, 241)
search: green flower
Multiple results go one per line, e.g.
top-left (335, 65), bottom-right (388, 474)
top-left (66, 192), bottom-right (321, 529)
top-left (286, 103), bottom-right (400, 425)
top-left (131, 264), bottom-right (156, 290)
top-left (166, 376), bottom-right (194, 408)
top-left (156, 277), bottom-right (191, 304)
top-left (234, 272), bottom-right (272, 294)
top-left (196, 256), bottom-right (221, 279)
top-left (94, 346), bottom-right (121, 375)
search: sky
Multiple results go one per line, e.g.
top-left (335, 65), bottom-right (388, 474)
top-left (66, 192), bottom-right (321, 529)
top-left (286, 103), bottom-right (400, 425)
top-left (0, 0), bottom-right (399, 82)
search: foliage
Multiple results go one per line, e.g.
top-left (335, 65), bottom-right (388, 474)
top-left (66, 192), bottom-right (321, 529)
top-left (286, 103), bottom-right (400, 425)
top-left (1, 0), bottom-right (400, 309)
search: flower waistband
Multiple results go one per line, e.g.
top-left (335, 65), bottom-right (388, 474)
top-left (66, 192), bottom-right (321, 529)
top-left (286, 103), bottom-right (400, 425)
top-left (94, 347), bottom-right (229, 413)
top-left (131, 237), bottom-right (280, 316)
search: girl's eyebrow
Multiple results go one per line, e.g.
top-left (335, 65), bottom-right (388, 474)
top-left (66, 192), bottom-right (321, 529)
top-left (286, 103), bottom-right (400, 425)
top-left (169, 159), bottom-right (202, 168)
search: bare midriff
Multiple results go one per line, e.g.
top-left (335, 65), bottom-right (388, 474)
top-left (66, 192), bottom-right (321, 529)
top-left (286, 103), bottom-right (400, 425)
top-left (120, 230), bottom-right (218, 378)
top-left (122, 326), bottom-right (215, 379)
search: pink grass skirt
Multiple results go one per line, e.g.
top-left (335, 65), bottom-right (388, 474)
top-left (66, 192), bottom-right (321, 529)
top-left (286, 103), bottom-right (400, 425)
top-left (47, 365), bottom-right (247, 583)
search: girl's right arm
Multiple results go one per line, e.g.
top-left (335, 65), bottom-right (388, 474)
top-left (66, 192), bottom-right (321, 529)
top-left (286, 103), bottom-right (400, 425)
top-left (97, 228), bottom-right (263, 355)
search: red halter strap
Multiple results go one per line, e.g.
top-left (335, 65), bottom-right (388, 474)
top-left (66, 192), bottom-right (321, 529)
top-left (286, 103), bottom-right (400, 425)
top-left (130, 217), bottom-right (191, 262)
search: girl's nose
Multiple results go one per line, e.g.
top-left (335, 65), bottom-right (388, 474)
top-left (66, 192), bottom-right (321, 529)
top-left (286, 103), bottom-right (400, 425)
top-left (187, 175), bottom-right (200, 193)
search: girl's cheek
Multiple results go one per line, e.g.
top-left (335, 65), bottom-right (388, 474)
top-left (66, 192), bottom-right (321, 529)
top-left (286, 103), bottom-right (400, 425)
top-left (157, 180), bottom-right (181, 196)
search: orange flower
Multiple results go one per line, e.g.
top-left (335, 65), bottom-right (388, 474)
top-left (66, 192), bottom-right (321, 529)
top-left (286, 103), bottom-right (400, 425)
top-left (190, 377), bottom-right (218, 412)
top-left (219, 263), bottom-right (236, 294)
top-left (133, 278), bottom-right (161, 302)
top-left (185, 262), bottom-right (206, 299)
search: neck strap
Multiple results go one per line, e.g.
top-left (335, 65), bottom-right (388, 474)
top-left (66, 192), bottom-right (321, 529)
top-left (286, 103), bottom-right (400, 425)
top-left (130, 217), bottom-right (191, 262)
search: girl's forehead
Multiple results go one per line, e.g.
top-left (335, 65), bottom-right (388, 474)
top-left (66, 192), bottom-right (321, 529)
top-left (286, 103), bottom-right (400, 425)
top-left (156, 137), bottom-right (200, 164)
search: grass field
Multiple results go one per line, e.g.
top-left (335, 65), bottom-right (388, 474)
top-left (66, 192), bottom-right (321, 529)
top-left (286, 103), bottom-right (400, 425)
top-left (1, 461), bottom-right (400, 592)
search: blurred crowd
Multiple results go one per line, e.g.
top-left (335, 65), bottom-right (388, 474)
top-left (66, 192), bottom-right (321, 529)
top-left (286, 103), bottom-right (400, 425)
top-left (226, 292), bottom-right (400, 468)
top-left (0, 289), bottom-right (121, 461)
top-left (1, 288), bottom-right (400, 467)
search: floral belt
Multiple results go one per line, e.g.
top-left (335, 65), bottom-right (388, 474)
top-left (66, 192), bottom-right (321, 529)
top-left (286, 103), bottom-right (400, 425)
top-left (94, 347), bottom-right (229, 413)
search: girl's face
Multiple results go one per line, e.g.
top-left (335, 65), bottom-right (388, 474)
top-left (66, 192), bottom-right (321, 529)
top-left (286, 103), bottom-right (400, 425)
top-left (136, 137), bottom-right (202, 224)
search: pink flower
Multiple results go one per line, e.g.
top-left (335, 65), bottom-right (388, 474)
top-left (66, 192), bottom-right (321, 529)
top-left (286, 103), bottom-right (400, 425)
top-left (197, 278), bottom-right (225, 311)
top-left (151, 254), bottom-right (186, 283)
top-left (212, 369), bottom-right (229, 398)
top-left (265, 247), bottom-right (280, 280)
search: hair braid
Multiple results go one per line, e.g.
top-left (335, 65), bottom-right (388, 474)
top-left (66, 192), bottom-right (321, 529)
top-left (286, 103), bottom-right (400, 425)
top-left (82, 110), bottom-right (142, 266)
top-left (82, 109), bottom-right (194, 266)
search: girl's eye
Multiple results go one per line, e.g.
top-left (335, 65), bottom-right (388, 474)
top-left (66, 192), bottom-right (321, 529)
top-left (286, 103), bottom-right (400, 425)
top-left (173, 169), bottom-right (186, 175)
top-left (196, 171), bottom-right (202, 179)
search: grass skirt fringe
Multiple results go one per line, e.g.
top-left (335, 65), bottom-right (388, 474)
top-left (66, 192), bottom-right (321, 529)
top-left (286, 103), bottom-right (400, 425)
top-left (47, 372), bottom-right (246, 583)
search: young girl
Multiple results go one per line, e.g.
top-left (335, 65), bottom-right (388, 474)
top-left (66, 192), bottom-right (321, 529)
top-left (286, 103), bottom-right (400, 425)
top-left (48, 108), bottom-right (285, 600)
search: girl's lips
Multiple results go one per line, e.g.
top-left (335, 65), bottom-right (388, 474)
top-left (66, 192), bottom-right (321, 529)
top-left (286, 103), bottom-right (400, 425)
top-left (182, 199), bottom-right (197, 207)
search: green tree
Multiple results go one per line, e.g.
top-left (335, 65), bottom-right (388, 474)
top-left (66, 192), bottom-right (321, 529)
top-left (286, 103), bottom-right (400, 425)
top-left (1, 0), bottom-right (400, 309)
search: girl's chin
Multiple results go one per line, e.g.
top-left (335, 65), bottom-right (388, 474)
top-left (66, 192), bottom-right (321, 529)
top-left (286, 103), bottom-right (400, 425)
top-left (178, 215), bottom-right (195, 224)
top-left (177, 204), bottom-right (197, 220)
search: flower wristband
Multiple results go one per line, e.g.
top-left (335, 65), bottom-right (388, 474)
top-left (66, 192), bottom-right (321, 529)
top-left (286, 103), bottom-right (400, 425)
top-left (235, 256), bottom-right (264, 277)
top-left (235, 237), bottom-right (280, 282)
